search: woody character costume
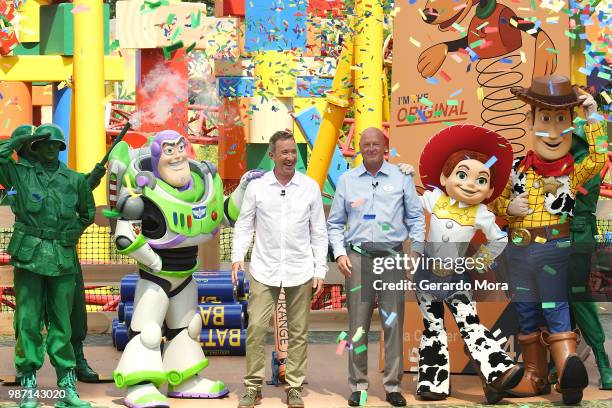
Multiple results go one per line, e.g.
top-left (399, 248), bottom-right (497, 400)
top-left (491, 75), bottom-right (607, 404)
top-left (413, 125), bottom-right (523, 404)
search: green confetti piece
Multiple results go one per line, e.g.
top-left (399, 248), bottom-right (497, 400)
top-left (571, 286), bottom-right (586, 293)
top-left (512, 236), bottom-right (523, 244)
top-left (185, 42), bottom-right (197, 54)
top-left (564, 30), bottom-right (577, 39)
top-left (546, 48), bottom-right (559, 54)
top-left (406, 115), bottom-right (417, 123)
top-left (560, 213), bottom-right (568, 223)
top-left (530, 0), bottom-right (536, 10)
top-left (359, 390), bottom-right (367, 406)
top-left (192, 10), bottom-right (201, 28)
top-left (442, 122), bottom-right (455, 126)
top-left (350, 285), bottom-right (362, 292)
top-left (355, 344), bottom-right (367, 354)
top-left (542, 302), bottom-right (556, 309)
top-left (597, 71), bottom-right (611, 80)
top-left (543, 265), bottom-right (556, 275)
top-left (433, 110), bottom-right (443, 117)
top-left (336, 331), bottom-right (347, 343)
top-left (516, 286), bottom-right (530, 291)
top-left (556, 240), bottom-right (571, 248)
top-left (451, 22), bottom-right (465, 32)
top-left (419, 97), bottom-right (433, 107)
top-left (352, 327), bottom-right (365, 342)
top-left (380, 222), bottom-right (390, 231)
top-left (469, 39), bottom-right (484, 48)
top-left (165, 13), bottom-right (176, 24)
top-left (447, 99), bottom-right (459, 106)
top-left (552, 228), bottom-right (559, 236)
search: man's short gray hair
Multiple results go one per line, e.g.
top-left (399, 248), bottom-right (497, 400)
top-left (269, 130), bottom-right (295, 152)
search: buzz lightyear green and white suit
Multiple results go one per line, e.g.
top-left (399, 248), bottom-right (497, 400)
top-left (106, 130), bottom-right (261, 408)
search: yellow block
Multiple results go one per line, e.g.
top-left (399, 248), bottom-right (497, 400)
top-left (253, 50), bottom-right (298, 97)
top-left (116, 0), bottom-right (240, 58)
top-left (0, 55), bottom-right (124, 81)
top-left (248, 96), bottom-right (293, 143)
top-left (16, 0), bottom-right (50, 42)
top-left (293, 97), bottom-right (328, 144)
top-left (296, 56), bottom-right (337, 78)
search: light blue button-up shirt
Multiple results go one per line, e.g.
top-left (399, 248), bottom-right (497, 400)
top-left (327, 161), bottom-right (426, 258)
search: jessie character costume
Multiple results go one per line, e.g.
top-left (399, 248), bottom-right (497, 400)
top-left (414, 124), bottom-right (522, 403)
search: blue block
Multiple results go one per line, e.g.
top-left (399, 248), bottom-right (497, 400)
top-left (217, 77), bottom-right (254, 97)
top-left (245, 0), bottom-right (307, 52)
top-left (52, 85), bottom-right (71, 164)
top-left (296, 76), bottom-right (333, 97)
top-left (294, 106), bottom-right (348, 189)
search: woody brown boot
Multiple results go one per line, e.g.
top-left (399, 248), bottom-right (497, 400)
top-left (541, 330), bottom-right (588, 405)
top-left (505, 332), bottom-right (550, 397)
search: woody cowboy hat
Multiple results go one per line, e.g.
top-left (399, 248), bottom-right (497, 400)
top-left (510, 75), bottom-right (582, 110)
top-left (419, 124), bottom-right (513, 204)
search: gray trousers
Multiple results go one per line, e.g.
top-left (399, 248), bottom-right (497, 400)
top-left (346, 251), bottom-right (405, 392)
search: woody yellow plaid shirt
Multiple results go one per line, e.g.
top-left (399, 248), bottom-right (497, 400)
top-left (491, 122), bottom-right (607, 229)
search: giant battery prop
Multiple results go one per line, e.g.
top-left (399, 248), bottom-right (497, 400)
top-left (121, 302), bottom-right (245, 329)
top-left (120, 271), bottom-right (246, 293)
top-left (120, 276), bottom-right (238, 302)
top-left (114, 323), bottom-right (246, 355)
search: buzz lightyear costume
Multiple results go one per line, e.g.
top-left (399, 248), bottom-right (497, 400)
top-left (106, 130), bottom-right (261, 408)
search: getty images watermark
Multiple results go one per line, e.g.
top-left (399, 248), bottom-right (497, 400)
top-left (370, 253), bottom-right (509, 292)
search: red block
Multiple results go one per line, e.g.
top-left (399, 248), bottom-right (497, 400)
top-left (217, 98), bottom-right (247, 181)
top-left (0, 30), bottom-right (18, 56)
top-left (214, 0), bottom-right (245, 17)
top-left (308, 0), bottom-right (344, 17)
top-left (135, 48), bottom-right (189, 134)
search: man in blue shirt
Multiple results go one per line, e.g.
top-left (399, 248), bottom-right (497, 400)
top-left (327, 127), bottom-right (426, 407)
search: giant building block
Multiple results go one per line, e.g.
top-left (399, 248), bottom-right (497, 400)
top-left (293, 97), bottom-right (327, 143)
top-left (218, 98), bottom-right (248, 180)
top-left (116, 0), bottom-right (239, 58)
top-left (39, 3), bottom-right (110, 55)
top-left (308, 0), bottom-right (344, 17)
top-left (16, 0), bottom-right (51, 43)
top-left (296, 77), bottom-right (333, 97)
top-left (245, 0), bottom-right (307, 52)
top-left (217, 77), bottom-right (254, 98)
top-left (253, 50), bottom-right (298, 97)
top-left (248, 97), bottom-right (293, 143)
top-left (214, 0), bottom-right (245, 17)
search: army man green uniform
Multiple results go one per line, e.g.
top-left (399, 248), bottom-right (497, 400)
top-left (568, 123), bottom-right (612, 390)
top-left (0, 124), bottom-right (96, 408)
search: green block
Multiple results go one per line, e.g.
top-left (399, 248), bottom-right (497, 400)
top-left (40, 3), bottom-right (110, 56)
top-left (13, 42), bottom-right (40, 55)
top-left (246, 143), bottom-right (308, 173)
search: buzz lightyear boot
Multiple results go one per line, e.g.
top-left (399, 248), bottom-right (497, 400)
top-left (163, 315), bottom-right (228, 398)
top-left (55, 369), bottom-right (91, 408)
top-left (114, 323), bottom-right (168, 408)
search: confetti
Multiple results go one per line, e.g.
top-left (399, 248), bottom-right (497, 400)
top-left (499, 58), bottom-right (513, 64)
top-left (350, 285), bottom-right (362, 293)
top-left (484, 156), bottom-right (498, 168)
top-left (419, 97), bottom-right (433, 107)
top-left (451, 22), bottom-right (465, 32)
top-left (363, 214), bottom-right (376, 220)
top-left (336, 331), bottom-right (347, 343)
top-left (384, 312), bottom-right (397, 326)
top-left (351, 198), bottom-right (366, 208)
top-left (447, 99), bottom-right (459, 106)
top-left (416, 109), bottom-right (427, 122)
top-left (535, 131), bottom-right (550, 137)
top-left (516, 286), bottom-right (530, 291)
top-left (336, 340), bottom-right (347, 355)
top-left (359, 390), bottom-right (367, 406)
top-left (450, 88), bottom-right (463, 97)
top-left (354, 344), bottom-right (367, 354)
top-left (556, 240), bottom-right (571, 248)
top-left (543, 265), bottom-right (556, 275)
top-left (552, 228), bottom-right (559, 236)
top-left (352, 327), bottom-right (365, 342)
top-left (534, 236), bottom-right (547, 244)
top-left (477, 87), bottom-right (484, 101)
top-left (560, 213), bottom-right (568, 223)
top-left (391, 83), bottom-right (400, 92)
top-left (520, 51), bottom-right (526, 63)
top-left (409, 37), bottom-right (421, 47)
top-left (542, 302), bottom-right (556, 309)
top-left (571, 286), bottom-right (586, 293)
top-left (576, 185), bottom-right (587, 195)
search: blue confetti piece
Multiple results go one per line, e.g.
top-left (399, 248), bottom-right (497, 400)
top-left (7, 187), bottom-right (16, 196)
top-left (450, 88), bottom-right (463, 97)
top-left (363, 214), bottom-right (376, 220)
top-left (384, 312), bottom-right (397, 326)
top-left (426, 77), bottom-right (439, 85)
top-left (417, 109), bottom-right (427, 122)
top-left (484, 156), bottom-right (498, 168)
top-left (31, 193), bottom-right (41, 202)
top-left (549, 80), bottom-right (554, 95)
top-left (390, 148), bottom-right (398, 158)
top-left (499, 58), bottom-right (513, 64)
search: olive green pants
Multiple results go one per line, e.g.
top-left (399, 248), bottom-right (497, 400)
top-left (14, 268), bottom-right (76, 379)
top-left (244, 278), bottom-right (312, 390)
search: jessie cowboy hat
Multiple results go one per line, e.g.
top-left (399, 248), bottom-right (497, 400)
top-left (419, 124), bottom-right (513, 204)
top-left (510, 75), bottom-right (582, 110)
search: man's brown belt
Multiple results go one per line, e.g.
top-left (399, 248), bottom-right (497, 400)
top-left (509, 223), bottom-right (570, 246)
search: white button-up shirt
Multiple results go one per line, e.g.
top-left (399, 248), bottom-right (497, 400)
top-left (231, 170), bottom-right (329, 287)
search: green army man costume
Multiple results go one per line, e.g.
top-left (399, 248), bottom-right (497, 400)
top-left (0, 124), bottom-right (96, 408)
top-left (2, 125), bottom-right (106, 385)
top-left (567, 124), bottom-right (612, 390)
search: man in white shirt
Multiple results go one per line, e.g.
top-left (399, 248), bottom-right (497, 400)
top-left (231, 131), bottom-right (328, 408)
